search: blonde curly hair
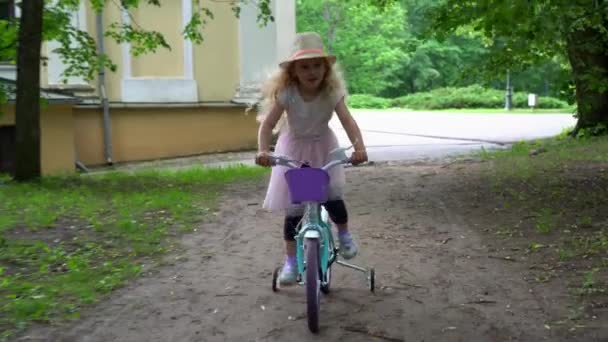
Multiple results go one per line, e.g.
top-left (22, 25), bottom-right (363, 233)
top-left (256, 59), bottom-right (348, 132)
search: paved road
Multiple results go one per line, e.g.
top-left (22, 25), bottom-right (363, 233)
top-left (331, 110), bottom-right (577, 162)
top-left (95, 109), bottom-right (577, 173)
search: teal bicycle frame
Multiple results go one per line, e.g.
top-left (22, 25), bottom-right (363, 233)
top-left (269, 144), bottom-right (375, 333)
top-left (295, 203), bottom-right (335, 285)
top-left (269, 145), bottom-right (351, 286)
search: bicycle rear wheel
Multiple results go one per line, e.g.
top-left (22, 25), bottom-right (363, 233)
top-left (305, 238), bottom-right (320, 333)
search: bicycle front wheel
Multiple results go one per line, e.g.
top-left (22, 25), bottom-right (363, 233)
top-left (305, 238), bottom-right (320, 333)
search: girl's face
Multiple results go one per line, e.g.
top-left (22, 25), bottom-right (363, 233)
top-left (292, 58), bottom-right (327, 92)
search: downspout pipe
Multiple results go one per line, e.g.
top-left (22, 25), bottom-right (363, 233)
top-left (96, 12), bottom-right (113, 165)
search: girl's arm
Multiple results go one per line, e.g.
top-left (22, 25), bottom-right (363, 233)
top-left (335, 98), bottom-right (368, 164)
top-left (258, 103), bottom-right (284, 152)
top-left (256, 103), bottom-right (284, 166)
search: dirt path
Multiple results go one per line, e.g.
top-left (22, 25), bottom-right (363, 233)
top-left (19, 162), bottom-right (605, 341)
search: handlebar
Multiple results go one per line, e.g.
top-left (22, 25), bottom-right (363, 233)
top-left (269, 143), bottom-right (355, 171)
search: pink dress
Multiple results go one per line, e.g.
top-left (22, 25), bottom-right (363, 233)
top-left (263, 85), bottom-right (347, 212)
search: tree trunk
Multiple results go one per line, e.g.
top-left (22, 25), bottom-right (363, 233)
top-left (566, 27), bottom-right (608, 135)
top-left (15, 0), bottom-right (44, 181)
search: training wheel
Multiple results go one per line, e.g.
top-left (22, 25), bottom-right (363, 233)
top-left (272, 267), bottom-right (280, 292)
top-left (368, 268), bottom-right (375, 293)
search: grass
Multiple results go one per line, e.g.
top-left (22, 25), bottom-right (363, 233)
top-left (476, 131), bottom-right (608, 315)
top-left (0, 165), bottom-right (266, 340)
top-left (350, 107), bottom-right (576, 114)
top-left (420, 107), bottom-right (576, 114)
top-left (534, 208), bottom-right (557, 234)
top-left (575, 268), bottom-right (606, 296)
top-left (478, 127), bottom-right (608, 161)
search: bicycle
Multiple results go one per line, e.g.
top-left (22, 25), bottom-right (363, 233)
top-left (268, 145), bottom-right (375, 333)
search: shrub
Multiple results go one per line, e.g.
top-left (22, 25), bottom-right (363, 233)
top-left (388, 85), bottom-right (569, 110)
top-left (348, 94), bottom-right (391, 109)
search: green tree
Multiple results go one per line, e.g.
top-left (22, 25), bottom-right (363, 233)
top-left (334, 3), bottom-right (409, 95)
top-left (298, 0), bottom-right (574, 101)
top-left (399, 0), bottom-right (490, 93)
top-left (510, 58), bottom-right (573, 102)
top-left (297, 0), bottom-right (409, 96)
top-left (429, 0), bottom-right (608, 134)
top-left (296, 1), bottom-right (490, 96)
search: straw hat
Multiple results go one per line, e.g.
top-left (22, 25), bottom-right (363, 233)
top-left (279, 32), bottom-right (336, 68)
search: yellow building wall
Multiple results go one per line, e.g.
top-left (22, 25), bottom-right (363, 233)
top-left (77, 2), bottom-right (241, 102)
top-left (74, 106), bottom-right (257, 166)
top-left (40, 105), bottom-right (75, 175)
top-left (131, 4), bottom-right (184, 77)
top-left (193, 3), bottom-right (240, 101)
top-left (0, 105), bottom-right (14, 126)
top-left (0, 104), bottom-right (75, 176)
top-left (2, 102), bottom-right (258, 174)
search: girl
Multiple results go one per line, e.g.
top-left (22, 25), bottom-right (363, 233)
top-left (255, 32), bottom-right (368, 285)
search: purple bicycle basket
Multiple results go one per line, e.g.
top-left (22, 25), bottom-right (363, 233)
top-left (284, 168), bottom-right (330, 204)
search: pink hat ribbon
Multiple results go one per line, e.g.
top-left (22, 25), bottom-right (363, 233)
top-left (290, 49), bottom-right (326, 60)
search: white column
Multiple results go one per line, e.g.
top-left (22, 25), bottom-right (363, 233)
top-left (238, 2), bottom-right (276, 86)
top-left (182, 0), bottom-right (194, 79)
top-left (46, 2), bottom-right (88, 86)
top-left (273, 0), bottom-right (296, 65)
top-left (234, 0), bottom-right (295, 104)
top-left (120, 9), bottom-right (132, 79)
top-left (234, 0), bottom-right (296, 103)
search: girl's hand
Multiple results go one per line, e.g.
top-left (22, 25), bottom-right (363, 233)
top-left (255, 151), bottom-right (273, 167)
top-left (350, 150), bottom-right (368, 166)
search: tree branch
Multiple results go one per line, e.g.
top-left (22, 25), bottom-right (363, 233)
top-left (0, 38), bottom-right (17, 54)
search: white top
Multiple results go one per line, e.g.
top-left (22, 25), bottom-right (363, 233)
top-left (277, 85), bottom-right (346, 139)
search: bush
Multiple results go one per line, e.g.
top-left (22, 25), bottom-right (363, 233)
top-left (347, 94), bottom-right (391, 109)
top-left (388, 85), bottom-right (569, 110)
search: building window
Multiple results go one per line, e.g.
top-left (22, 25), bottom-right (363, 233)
top-left (0, 0), bottom-right (14, 20)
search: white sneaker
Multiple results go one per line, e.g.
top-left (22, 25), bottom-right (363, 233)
top-left (339, 232), bottom-right (358, 259)
top-left (278, 263), bottom-right (297, 285)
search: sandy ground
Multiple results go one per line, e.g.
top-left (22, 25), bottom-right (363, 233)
top-left (19, 160), bottom-right (607, 342)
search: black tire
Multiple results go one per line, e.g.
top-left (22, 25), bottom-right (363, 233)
top-left (305, 238), bottom-right (320, 333)
top-left (272, 267), bottom-right (280, 292)
top-left (369, 268), bottom-right (375, 293)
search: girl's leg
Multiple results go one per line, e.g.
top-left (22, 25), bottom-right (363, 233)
top-left (323, 199), bottom-right (348, 230)
top-left (323, 200), bottom-right (358, 259)
top-left (284, 240), bottom-right (296, 257)
top-left (283, 215), bottom-right (301, 258)
top-left (279, 208), bottom-right (303, 285)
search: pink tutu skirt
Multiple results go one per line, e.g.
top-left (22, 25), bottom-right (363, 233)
top-left (263, 127), bottom-right (346, 212)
